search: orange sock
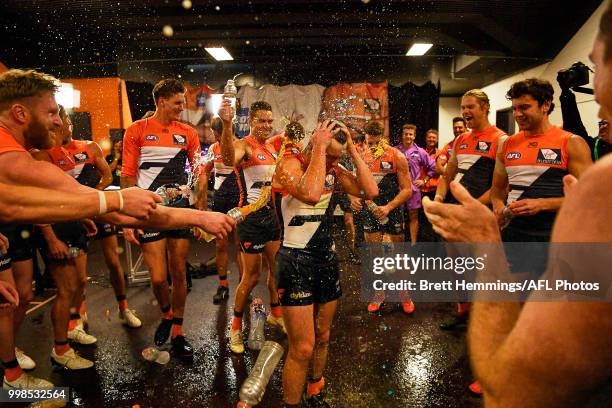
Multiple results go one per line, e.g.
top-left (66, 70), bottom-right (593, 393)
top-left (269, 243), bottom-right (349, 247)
top-left (118, 299), bottom-right (128, 312)
top-left (162, 309), bottom-right (174, 320)
top-left (219, 279), bottom-right (229, 288)
top-left (231, 315), bottom-right (242, 330)
top-left (270, 304), bottom-right (282, 318)
top-left (457, 302), bottom-right (470, 316)
top-left (79, 300), bottom-right (86, 316)
top-left (3, 366), bottom-right (23, 382)
top-left (54, 343), bottom-right (70, 356)
top-left (307, 377), bottom-right (325, 397)
top-left (68, 312), bottom-right (80, 331)
top-left (171, 317), bottom-right (183, 339)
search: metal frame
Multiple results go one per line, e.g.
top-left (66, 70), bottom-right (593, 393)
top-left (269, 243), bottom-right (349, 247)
top-left (124, 236), bottom-right (151, 285)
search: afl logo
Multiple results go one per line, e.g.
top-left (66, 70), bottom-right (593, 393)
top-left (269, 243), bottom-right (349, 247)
top-left (506, 152), bottom-right (521, 160)
top-left (459, 143), bottom-right (468, 149)
top-left (257, 154), bottom-right (267, 161)
top-left (145, 134), bottom-right (159, 142)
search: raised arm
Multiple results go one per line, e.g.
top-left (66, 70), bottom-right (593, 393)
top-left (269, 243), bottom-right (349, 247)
top-left (337, 126), bottom-right (378, 199)
top-left (218, 99), bottom-right (247, 166)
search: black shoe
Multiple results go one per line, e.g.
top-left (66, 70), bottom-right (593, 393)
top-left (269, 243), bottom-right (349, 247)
top-left (439, 314), bottom-right (468, 331)
top-left (171, 335), bottom-right (194, 360)
top-left (213, 285), bottom-right (230, 304)
top-left (154, 318), bottom-right (173, 346)
top-left (303, 392), bottom-right (330, 408)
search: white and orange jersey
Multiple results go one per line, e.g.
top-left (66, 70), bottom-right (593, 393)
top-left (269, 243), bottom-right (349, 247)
top-left (453, 125), bottom-right (505, 199)
top-left (63, 140), bottom-right (101, 188)
top-left (272, 149), bottom-right (337, 254)
top-left (204, 142), bottom-right (241, 198)
top-left (238, 136), bottom-right (278, 206)
top-left (45, 145), bottom-right (76, 174)
top-left (121, 118), bottom-right (200, 191)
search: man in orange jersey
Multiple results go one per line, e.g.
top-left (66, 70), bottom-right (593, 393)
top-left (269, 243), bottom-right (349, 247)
top-left (423, 5), bottom-right (612, 405)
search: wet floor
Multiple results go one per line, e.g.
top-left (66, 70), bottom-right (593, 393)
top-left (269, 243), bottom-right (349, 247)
top-left (11, 227), bottom-right (483, 408)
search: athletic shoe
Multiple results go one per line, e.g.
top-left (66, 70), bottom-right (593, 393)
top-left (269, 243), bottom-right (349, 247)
top-left (119, 309), bottom-right (142, 328)
top-left (367, 291), bottom-right (385, 313)
top-left (267, 315), bottom-right (287, 333)
top-left (303, 391), bottom-right (331, 407)
top-left (50, 348), bottom-right (94, 370)
top-left (229, 329), bottom-right (245, 354)
top-left (213, 286), bottom-right (230, 304)
top-left (15, 347), bottom-right (36, 370)
top-left (67, 327), bottom-right (97, 345)
top-left (401, 300), bottom-right (415, 315)
top-left (154, 318), bottom-right (173, 346)
top-left (468, 380), bottom-right (483, 395)
top-left (439, 314), bottom-right (469, 331)
top-left (3, 373), bottom-right (53, 389)
top-left (171, 335), bottom-right (194, 360)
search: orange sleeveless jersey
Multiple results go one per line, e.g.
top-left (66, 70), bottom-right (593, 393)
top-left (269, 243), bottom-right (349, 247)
top-left (204, 142), bottom-right (241, 198)
top-left (453, 126), bottom-right (505, 199)
top-left (501, 126), bottom-right (571, 233)
top-left (46, 146), bottom-right (76, 173)
top-left (62, 140), bottom-right (101, 188)
top-left (362, 144), bottom-right (400, 206)
top-left (121, 118), bottom-right (200, 191)
top-left (238, 136), bottom-right (278, 206)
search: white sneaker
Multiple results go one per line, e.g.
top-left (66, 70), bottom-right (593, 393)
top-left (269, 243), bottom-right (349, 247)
top-left (119, 309), bottom-right (142, 328)
top-left (229, 329), bottom-right (244, 354)
top-left (51, 348), bottom-right (94, 370)
top-left (67, 327), bottom-right (97, 345)
top-left (3, 372), bottom-right (54, 389)
top-left (267, 315), bottom-right (287, 333)
top-left (15, 347), bottom-right (36, 370)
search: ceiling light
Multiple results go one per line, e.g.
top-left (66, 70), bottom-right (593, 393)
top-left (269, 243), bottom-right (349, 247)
top-left (205, 47), bottom-right (233, 61)
top-left (406, 43), bottom-right (433, 56)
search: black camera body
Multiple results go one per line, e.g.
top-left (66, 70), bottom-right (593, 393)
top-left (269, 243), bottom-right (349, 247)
top-left (557, 62), bottom-right (590, 89)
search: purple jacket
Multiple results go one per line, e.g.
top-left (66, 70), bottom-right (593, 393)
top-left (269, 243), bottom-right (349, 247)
top-left (396, 143), bottom-right (436, 208)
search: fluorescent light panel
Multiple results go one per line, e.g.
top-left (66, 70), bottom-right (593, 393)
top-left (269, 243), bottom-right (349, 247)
top-left (205, 47), bottom-right (233, 61)
top-left (406, 43), bottom-right (433, 56)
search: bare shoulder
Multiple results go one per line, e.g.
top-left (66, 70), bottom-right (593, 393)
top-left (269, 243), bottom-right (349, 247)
top-left (552, 156), bottom-right (612, 242)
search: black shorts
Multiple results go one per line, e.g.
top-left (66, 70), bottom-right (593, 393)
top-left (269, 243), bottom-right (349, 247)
top-left (502, 226), bottom-right (551, 277)
top-left (330, 191), bottom-right (352, 213)
top-left (36, 221), bottom-right (88, 262)
top-left (212, 194), bottom-right (240, 214)
top-left (237, 205), bottom-right (280, 254)
top-left (92, 222), bottom-right (118, 240)
top-left (0, 224), bottom-right (35, 265)
top-left (137, 228), bottom-right (192, 244)
top-left (275, 247), bottom-right (342, 306)
top-left (361, 206), bottom-right (404, 235)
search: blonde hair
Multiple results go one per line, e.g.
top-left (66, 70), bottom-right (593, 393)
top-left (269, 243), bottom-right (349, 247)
top-left (462, 89), bottom-right (490, 113)
top-left (0, 69), bottom-right (59, 111)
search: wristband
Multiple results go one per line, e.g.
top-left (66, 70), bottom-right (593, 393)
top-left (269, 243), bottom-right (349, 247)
top-left (98, 191), bottom-right (108, 214)
top-left (117, 191), bottom-right (124, 211)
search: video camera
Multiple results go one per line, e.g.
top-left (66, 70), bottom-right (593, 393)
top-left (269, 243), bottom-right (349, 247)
top-left (557, 62), bottom-right (593, 94)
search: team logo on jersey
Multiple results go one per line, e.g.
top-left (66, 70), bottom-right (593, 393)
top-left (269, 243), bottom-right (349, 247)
top-left (257, 154), bottom-right (267, 161)
top-left (506, 152), bottom-right (521, 160)
top-left (537, 148), bottom-right (562, 165)
top-left (325, 173), bottom-right (336, 189)
top-left (459, 143), bottom-right (469, 150)
top-left (0, 258), bottom-right (10, 267)
top-left (528, 141), bottom-right (538, 148)
top-left (380, 161), bottom-right (393, 171)
top-left (173, 134), bottom-right (187, 145)
top-left (145, 134), bottom-right (159, 142)
top-left (475, 141), bottom-right (491, 153)
top-left (74, 152), bottom-right (88, 163)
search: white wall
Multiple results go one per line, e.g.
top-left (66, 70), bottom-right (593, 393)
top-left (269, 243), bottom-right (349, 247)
top-left (482, 0), bottom-right (608, 137)
top-left (438, 97), bottom-right (461, 147)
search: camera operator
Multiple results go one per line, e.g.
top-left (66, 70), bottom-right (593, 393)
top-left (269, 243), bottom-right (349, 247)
top-left (558, 62), bottom-right (610, 160)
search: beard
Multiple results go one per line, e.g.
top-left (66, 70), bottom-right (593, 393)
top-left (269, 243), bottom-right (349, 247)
top-left (24, 114), bottom-right (53, 150)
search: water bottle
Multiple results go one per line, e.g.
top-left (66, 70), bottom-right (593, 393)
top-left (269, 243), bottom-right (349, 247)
top-left (227, 207), bottom-right (246, 224)
top-left (248, 298), bottom-right (267, 350)
top-left (155, 183), bottom-right (187, 207)
top-left (224, 79), bottom-right (238, 108)
top-left (141, 347), bottom-right (170, 365)
top-left (501, 206), bottom-right (514, 230)
top-left (367, 201), bottom-right (389, 225)
top-left (237, 341), bottom-right (284, 407)
top-left (67, 247), bottom-right (81, 259)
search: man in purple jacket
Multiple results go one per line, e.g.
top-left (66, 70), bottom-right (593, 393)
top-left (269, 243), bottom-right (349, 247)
top-left (395, 124), bottom-right (436, 244)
